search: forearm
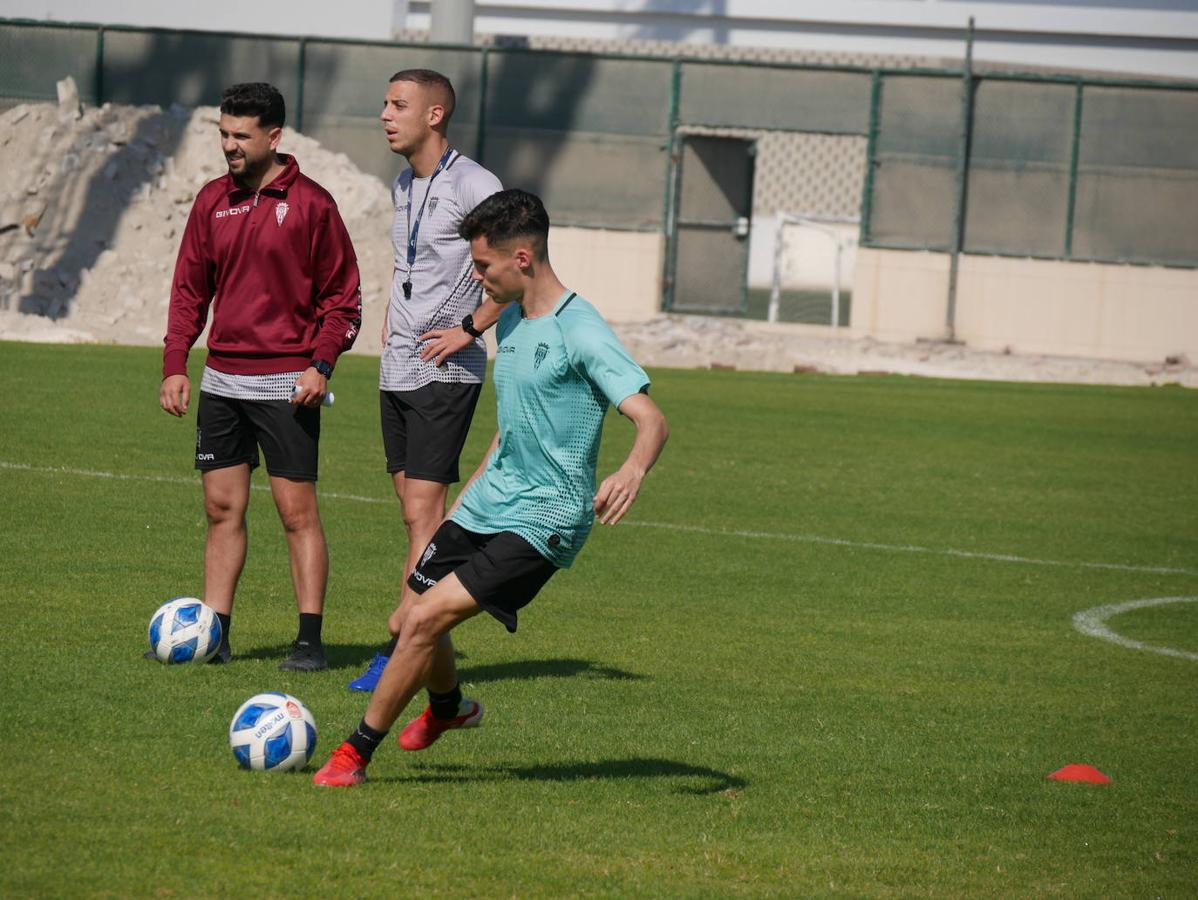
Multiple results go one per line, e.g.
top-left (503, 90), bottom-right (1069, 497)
top-left (162, 294), bottom-right (210, 377)
top-left (622, 410), bottom-right (668, 478)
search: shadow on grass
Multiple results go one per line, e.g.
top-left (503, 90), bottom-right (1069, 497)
top-left (233, 646), bottom-right (646, 684)
top-left (383, 757), bottom-right (745, 795)
top-left (459, 658), bottom-right (647, 683)
top-left (231, 642), bottom-right (379, 669)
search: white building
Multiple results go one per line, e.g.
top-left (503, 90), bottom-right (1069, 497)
top-left (5, 0), bottom-right (1197, 79)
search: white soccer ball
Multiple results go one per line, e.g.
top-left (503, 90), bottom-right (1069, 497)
top-left (148, 596), bottom-right (222, 664)
top-left (228, 692), bottom-right (318, 772)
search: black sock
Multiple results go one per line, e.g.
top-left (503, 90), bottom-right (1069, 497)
top-left (216, 613), bottom-right (232, 648)
top-left (346, 719), bottom-right (387, 762)
top-left (429, 683), bottom-right (462, 720)
top-left (380, 635), bottom-right (399, 656)
top-left (297, 613), bottom-right (323, 646)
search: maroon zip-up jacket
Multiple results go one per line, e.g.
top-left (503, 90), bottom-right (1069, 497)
top-left (163, 154), bottom-right (362, 378)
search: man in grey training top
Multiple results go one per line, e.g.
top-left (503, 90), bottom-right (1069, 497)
top-left (347, 69), bottom-right (503, 691)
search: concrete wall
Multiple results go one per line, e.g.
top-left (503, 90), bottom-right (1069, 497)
top-left (3, 0), bottom-right (397, 40)
top-left (548, 226), bottom-right (662, 323)
top-left (9, 2), bottom-right (1197, 79)
top-left (404, 1), bottom-right (1198, 80)
top-left (850, 247), bottom-right (1198, 363)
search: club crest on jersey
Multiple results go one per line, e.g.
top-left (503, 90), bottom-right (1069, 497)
top-left (428, 198), bottom-right (439, 216)
top-left (534, 342), bottom-right (549, 370)
top-left (275, 202), bottom-right (289, 226)
top-left (420, 542), bottom-right (437, 569)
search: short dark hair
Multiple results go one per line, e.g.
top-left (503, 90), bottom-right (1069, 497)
top-left (389, 68), bottom-right (456, 123)
top-left (220, 82), bottom-right (285, 130)
top-left (459, 190), bottom-right (550, 259)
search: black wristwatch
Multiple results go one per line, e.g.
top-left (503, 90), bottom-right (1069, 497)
top-left (310, 359), bottom-right (334, 379)
top-left (461, 314), bottom-right (484, 338)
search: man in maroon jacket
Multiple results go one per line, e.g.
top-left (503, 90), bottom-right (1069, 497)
top-left (160, 82), bottom-right (362, 671)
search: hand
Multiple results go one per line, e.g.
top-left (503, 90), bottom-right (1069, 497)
top-left (418, 326), bottom-right (475, 367)
top-left (290, 368), bottom-right (329, 408)
top-left (593, 465), bottom-right (645, 526)
top-left (160, 374), bottom-right (190, 417)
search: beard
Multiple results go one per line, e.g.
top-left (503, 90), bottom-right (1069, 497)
top-left (227, 151), bottom-right (273, 183)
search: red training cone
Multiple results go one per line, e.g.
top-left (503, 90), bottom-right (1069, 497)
top-left (1047, 764), bottom-right (1111, 784)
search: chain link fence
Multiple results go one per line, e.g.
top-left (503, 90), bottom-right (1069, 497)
top-left (2, 17), bottom-right (1195, 306)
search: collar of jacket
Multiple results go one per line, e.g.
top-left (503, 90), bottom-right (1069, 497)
top-left (221, 153), bottom-right (300, 200)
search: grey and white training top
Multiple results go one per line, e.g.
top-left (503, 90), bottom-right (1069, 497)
top-left (379, 151), bottom-right (502, 392)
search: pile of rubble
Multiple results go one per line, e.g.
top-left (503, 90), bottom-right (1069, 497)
top-left (0, 81), bottom-right (392, 350)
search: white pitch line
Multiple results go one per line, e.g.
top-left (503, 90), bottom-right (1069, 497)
top-left (1073, 596), bottom-right (1198, 662)
top-left (0, 459), bottom-right (388, 505)
top-left (3, 458), bottom-right (1195, 577)
top-left (623, 520), bottom-right (1198, 577)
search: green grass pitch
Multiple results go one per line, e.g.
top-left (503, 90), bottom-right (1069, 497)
top-left (0, 340), bottom-right (1195, 897)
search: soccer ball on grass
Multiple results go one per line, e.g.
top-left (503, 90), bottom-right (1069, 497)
top-left (147, 596), bottom-right (222, 664)
top-left (228, 692), bottom-right (318, 772)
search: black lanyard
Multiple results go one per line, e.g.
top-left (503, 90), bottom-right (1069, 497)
top-left (403, 146), bottom-right (455, 299)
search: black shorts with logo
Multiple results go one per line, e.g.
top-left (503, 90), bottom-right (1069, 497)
top-left (407, 520), bottom-right (558, 633)
top-left (380, 383), bottom-right (482, 484)
top-left (195, 392), bottom-right (320, 481)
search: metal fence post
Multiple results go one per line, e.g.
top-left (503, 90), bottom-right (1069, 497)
top-left (476, 46), bottom-right (489, 163)
top-left (94, 25), bottom-right (104, 106)
top-left (295, 37), bottom-right (307, 133)
top-left (859, 69), bottom-right (881, 246)
top-left (1064, 80), bottom-right (1084, 259)
top-left (945, 17), bottom-right (975, 342)
top-left (661, 58), bottom-right (682, 312)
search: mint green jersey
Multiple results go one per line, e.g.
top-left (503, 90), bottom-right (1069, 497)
top-left (451, 291), bottom-right (650, 567)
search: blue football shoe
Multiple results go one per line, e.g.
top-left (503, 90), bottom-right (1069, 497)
top-left (347, 653), bottom-right (389, 692)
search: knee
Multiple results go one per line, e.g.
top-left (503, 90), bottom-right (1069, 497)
top-left (401, 505), bottom-right (437, 536)
top-left (402, 603), bottom-right (444, 648)
top-left (278, 506), bottom-right (320, 534)
top-left (204, 495), bottom-right (245, 527)
top-left (387, 607), bottom-right (404, 637)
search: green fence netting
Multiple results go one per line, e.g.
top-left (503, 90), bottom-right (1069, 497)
top-left (1, 18), bottom-right (1195, 266)
top-left (864, 73), bottom-right (961, 251)
top-left (1072, 85), bottom-right (1198, 266)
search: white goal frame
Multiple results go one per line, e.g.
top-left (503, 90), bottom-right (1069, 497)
top-left (768, 213), bottom-right (860, 326)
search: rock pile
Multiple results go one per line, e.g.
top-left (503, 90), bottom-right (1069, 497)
top-left (0, 86), bottom-right (392, 350)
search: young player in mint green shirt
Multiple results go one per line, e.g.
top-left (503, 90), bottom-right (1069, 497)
top-left (314, 189), bottom-right (669, 787)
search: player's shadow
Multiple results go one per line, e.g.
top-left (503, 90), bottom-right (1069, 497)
top-left (385, 757), bottom-right (746, 796)
top-left (459, 658), bottom-right (648, 684)
top-left (238, 645), bottom-right (646, 684)
top-left (236, 642), bottom-right (382, 668)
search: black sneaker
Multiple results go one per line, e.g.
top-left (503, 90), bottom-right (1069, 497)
top-left (207, 643), bottom-right (232, 664)
top-left (279, 640), bottom-right (328, 672)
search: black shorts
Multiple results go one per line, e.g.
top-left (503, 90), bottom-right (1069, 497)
top-left (380, 383), bottom-right (482, 483)
top-left (195, 392), bottom-right (320, 481)
top-left (407, 520), bottom-right (558, 633)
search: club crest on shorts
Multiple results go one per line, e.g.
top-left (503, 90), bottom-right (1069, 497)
top-left (534, 342), bottom-right (550, 370)
top-left (420, 542), bottom-right (437, 569)
top-left (275, 202), bottom-right (289, 226)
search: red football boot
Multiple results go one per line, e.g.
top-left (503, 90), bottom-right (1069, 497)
top-left (398, 700), bottom-right (484, 751)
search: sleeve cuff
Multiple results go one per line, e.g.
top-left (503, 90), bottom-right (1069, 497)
top-left (163, 349), bottom-right (189, 378)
